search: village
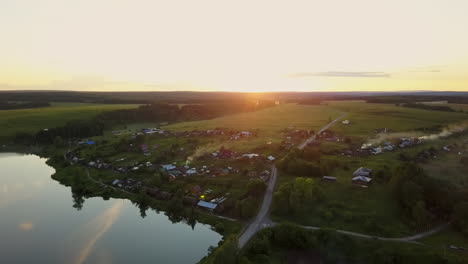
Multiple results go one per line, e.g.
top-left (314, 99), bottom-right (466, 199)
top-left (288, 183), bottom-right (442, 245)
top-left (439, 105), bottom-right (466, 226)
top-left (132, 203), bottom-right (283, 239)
top-left (64, 116), bottom-right (467, 219)
top-left (65, 126), bottom-right (276, 216)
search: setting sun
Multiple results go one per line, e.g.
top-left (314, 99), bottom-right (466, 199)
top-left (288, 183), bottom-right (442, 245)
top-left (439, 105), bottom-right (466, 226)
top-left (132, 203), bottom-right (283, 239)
top-left (1, 0), bottom-right (468, 92)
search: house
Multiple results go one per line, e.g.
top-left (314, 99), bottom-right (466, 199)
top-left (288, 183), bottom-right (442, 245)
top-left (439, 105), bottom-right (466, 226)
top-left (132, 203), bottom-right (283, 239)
top-left (371, 147), bottom-right (383, 155)
top-left (352, 176), bottom-right (372, 187)
top-left (162, 164), bottom-right (176, 171)
top-left (322, 176), bottom-right (337, 182)
top-left (185, 168), bottom-right (197, 175)
top-left (191, 185), bottom-right (202, 195)
top-left (353, 167), bottom-right (372, 177)
top-left (197, 200), bottom-right (218, 211)
top-left (242, 153), bottom-right (259, 159)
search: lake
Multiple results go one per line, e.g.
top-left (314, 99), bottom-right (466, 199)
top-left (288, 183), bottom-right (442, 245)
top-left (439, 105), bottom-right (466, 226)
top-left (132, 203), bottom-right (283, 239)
top-left (0, 153), bottom-right (222, 264)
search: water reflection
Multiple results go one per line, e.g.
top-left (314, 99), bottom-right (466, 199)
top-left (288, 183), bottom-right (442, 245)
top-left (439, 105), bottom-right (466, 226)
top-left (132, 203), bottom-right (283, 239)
top-left (0, 153), bottom-right (222, 264)
top-left (73, 201), bottom-right (124, 264)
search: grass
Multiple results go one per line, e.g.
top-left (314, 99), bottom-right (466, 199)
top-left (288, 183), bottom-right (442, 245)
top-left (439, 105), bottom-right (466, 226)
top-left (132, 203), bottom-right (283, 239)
top-left (420, 227), bottom-right (468, 249)
top-left (274, 151), bottom-right (414, 237)
top-left (419, 134), bottom-right (468, 187)
top-left (325, 100), bottom-right (468, 137)
top-left (164, 104), bottom-right (342, 152)
top-left (0, 103), bottom-right (138, 142)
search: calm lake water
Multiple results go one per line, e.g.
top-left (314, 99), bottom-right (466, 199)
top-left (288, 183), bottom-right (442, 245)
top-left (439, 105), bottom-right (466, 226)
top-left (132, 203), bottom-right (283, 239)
top-left (0, 153), bottom-right (221, 264)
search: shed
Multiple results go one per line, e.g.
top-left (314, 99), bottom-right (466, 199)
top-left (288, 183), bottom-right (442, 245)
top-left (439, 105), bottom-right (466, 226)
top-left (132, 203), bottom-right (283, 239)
top-left (353, 167), bottom-right (372, 177)
top-left (197, 200), bottom-right (218, 211)
top-left (322, 176), bottom-right (337, 182)
top-left (352, 176), bottom-right (372, 187)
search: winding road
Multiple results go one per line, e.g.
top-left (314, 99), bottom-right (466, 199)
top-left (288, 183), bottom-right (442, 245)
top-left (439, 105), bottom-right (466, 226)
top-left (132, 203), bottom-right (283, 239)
top-left (238, 166), bottom-right (277, 248)
top-left (238, 113), bottom-right (449, 248)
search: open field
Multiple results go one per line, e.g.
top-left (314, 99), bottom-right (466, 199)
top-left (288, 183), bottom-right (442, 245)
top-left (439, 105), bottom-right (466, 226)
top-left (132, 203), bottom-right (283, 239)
top-left (326, 100), bottom-right (468, 137)
top-left (0, 103), bottom-right (138, 142)
top-left (163, 104), bottom-right (342, 151)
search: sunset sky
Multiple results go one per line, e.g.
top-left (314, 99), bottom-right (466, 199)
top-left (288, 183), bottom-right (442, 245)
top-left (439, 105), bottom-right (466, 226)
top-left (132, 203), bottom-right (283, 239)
top-left (2, 0), bottom-right (468, 92)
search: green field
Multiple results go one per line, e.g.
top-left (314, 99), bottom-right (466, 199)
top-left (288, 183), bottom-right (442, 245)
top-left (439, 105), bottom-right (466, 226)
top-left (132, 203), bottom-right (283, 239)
top-left (0, 103), bottom-right (138, 142)
top-left (326, 100), bottom-right (467, 137)
top-left (164, 104), bottom-right (341, 152)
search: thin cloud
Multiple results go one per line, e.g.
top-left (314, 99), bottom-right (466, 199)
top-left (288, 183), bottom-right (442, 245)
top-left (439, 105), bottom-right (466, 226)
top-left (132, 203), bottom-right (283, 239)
top-left (290, 71), bottom-right (391, 78)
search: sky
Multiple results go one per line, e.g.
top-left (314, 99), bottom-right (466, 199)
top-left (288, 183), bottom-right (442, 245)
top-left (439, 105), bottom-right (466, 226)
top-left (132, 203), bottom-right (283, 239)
top-left (1, 0), bottom-right (468, 92)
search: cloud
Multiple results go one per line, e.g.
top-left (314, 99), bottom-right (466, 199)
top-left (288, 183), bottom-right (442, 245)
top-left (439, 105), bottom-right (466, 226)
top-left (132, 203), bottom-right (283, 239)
top-left (290, 71), bottom-right (391, 78)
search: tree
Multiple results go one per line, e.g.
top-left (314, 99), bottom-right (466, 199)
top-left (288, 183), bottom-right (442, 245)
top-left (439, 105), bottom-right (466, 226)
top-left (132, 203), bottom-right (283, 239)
top-left (246, 179), bottom-right (266, 197)
top-left (453, 202), bottom-right (468, 236)
top-left (412, 201), bottom-right (430, 227)
top-left (400, 180), bottom-right (423, 211)
top-left (53, 136), bottom-right (64, 147)
top-left (151, 172), bottom-right (162, 187)
top-left (72, 191), bottom-right (85, 210)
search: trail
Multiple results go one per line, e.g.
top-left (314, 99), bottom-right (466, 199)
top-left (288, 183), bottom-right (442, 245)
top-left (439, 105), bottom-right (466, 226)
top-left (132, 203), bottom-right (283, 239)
top-left (238, 114), bottom-right (346, 248)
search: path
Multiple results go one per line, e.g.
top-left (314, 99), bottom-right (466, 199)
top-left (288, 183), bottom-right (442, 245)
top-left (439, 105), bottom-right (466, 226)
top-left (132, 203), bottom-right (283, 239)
top-left (238, 114), bottom-right (345, 249)
top-left (298, 113), bottom-right (346, 150)
top-left (238, 166), bottom-right (277, 248)
top-left (301, 222), bottom-right (450, 244)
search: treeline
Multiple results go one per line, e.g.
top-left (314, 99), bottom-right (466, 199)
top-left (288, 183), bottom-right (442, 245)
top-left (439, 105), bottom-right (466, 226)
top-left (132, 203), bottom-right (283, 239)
top-left (98, 101), bottom-right (275, 125)
top-left (367, 95), bottom-right (468, 105)
top-left (14, 119), bottom-right (105, 145)
top-left (390, 163), bottom-right (468, 234)
top-left (13, 101), bottom-right (275, 145)
top-left (0, 101), bottom-right (50, 110)
top-left (401, 103), bottom-right (455, 112)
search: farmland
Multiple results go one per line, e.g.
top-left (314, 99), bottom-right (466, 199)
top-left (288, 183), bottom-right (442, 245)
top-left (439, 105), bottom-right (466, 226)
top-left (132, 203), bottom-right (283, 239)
top-left (326, 100), bottom-right (468, 137)
top-left (0, 103), bottom-right (138, 142)
top-left (164, 103), bottom-right (342, 152)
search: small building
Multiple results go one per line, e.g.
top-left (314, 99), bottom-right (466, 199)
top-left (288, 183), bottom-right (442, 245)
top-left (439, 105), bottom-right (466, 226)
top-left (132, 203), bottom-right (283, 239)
top-left (267, 155), bottom-right (276, 161)
top-left (186, 168), bottom-right (197, 175)
top-left (242, 153), bottom-right (259, 159)
top-left (342, 120), bottom-right (350, 125)
top-left (197, 200), bottom-right (218, 211)
top-left (191, 185), bottom-right (202, 195)
top-left (162, 164), bottom-right (176, 171)
top-left (322, 176), bottom-right (337, 182)
top-left (353, 167), bottom-right (372, 177)
top-left (352, 176), bottom-right (372, 187)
